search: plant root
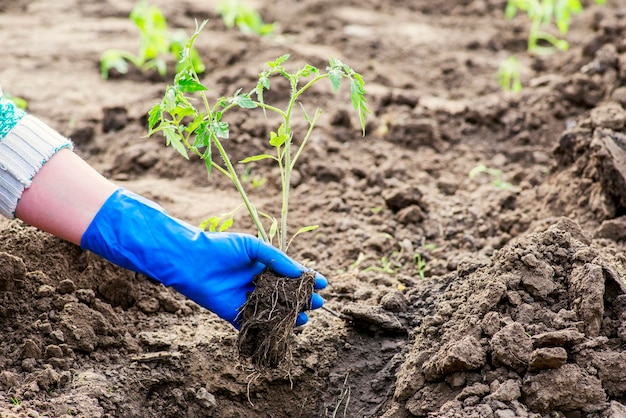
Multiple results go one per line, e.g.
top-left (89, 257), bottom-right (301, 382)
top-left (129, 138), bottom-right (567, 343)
top-left (237, 269), bottom-right (316, 369)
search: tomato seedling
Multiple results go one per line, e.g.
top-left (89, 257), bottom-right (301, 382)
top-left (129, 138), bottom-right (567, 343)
top-left (148, 21), bottom-right (368, 253)
top-left (498, 56), bottom-right (522, 93)
top-left (505, 0), bottom-right (606, 56)
top-left (469, 163), bottom-right (513, 189)
top-left (499, 0), bottom-right (606, 92)
top-left (216, 0), bottom-right (276, 36)
top-left (100, 1), bottom-right (205, 79)
top-left (149, 21), bottom-right (368, 369)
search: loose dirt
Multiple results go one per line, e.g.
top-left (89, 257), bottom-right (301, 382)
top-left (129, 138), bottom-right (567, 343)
top-left (1, 0), bottom-right (626, 417)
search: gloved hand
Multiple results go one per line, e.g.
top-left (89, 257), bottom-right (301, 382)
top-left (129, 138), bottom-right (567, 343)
top-left (80, 188), bottom-right (327, 327)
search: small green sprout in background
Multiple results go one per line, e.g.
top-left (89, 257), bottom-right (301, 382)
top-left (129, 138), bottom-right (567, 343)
top-left (469, 163), bottom-right (513, 189)
top-left (100, 1), bottom-right (205, 79)
top-left (4, 92), bottom-right (28, 110)
top-left (498, 56), bottom-right (522, 93)
top-left (505, 0), bottom-right (594, 56)
top-left (499, 0), bottom-right (606, 91)
top-left (9, 397), bottom-right (20, 406)
top-left (364, 254), bottom-right (398, 275)
top-left (413, 253), bottom-right (428, 279)
top-left (355, 247), bottom-right (403, 275)
top-left (149, 21), bottom-right (368, 252)
top-left (348, 252), bottom-right (367, 272)
top-left (350, 236), bottom-right (433, 279)
top-left (216, 0), bottom-right (276, 36)
top-left (241, 166), bottom-right (268, 188)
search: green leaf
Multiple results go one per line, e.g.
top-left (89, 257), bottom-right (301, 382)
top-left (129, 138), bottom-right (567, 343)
top-left (239, 154), bottom-right (276, 163)
top-left (171, 106), bottom-right (196, 119)
top-left (295, 225), bottom-right (319, 234)
top-left (163, 126), bottom-right (189, 159)
top-left (219, 218), bottom-right (234, 232)
top-left (554, 0), bottom-right (582, 34)
top-left (328, 68), bottom-right (342, 92)
top-left (554, 39), bottom-right (570, 51)
top-left (469, 163), bottom-right (487, 178)
top-left (299, 102), bottom-right (312, 124)
top-left (177, 77), bottom-right (207, 93)
top-left (100, 52), bottom-right (130, 79)
top-left (268, 218), bottom-right (278, 242)
top-left (267, 54), bottom-right (290, 70)
top-left (232, 93), bottom-right (257, 109)
top-left (505, 1), bottom-right (518, 19)
top-left (258, 72), bottom-right (271, 91)
top-left (163, 87), bottom-right (178, 113)
top-left (349, 74), bottom-right (369, 134)
top-left (286, 224), bottom-right (320, 251)
top-left (193, 121), bottom-right (210, 147)
top-left (297, 64), bottom-right (319, 79)
top-left (187, 113), bottom-right (206, 135)
top-left (215, 98), bottom-right (228, 109)
top-left (200, 216), bottom-right (220, 232)
top-left (258, 23), bottom-right (276, 36)
top-left (327, 58), bottom-right (345, 92)
top-left (4, 93), bottom-right (27, 110)
top-left (255, 72), bottom-right (270, 110)
top-left (147, 103), bottom-right (162, 131)
top-left (269, 123), bottom-right (289, 147)
top-left (328, 57), bottom-right (341, 68)
top-left (211, 121), bottom-right (229, 139)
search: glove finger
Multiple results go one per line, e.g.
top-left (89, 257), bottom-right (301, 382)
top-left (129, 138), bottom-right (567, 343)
top-left (314, 272), bottom-right (327, 290)
top-left (295, 312), bottom-right (309, 327)
top-left (254, 239), bottom-right (304, 278)
top-left (214, 290), bottom-right (251, 330)
top-left (309, 293), bottom-right (324, 310)
top-left (250, 237), bottom-right (328, 290)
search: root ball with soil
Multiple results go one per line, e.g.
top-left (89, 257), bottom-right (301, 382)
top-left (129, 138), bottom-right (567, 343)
top-left (237, 270), bottom-right (316, 369)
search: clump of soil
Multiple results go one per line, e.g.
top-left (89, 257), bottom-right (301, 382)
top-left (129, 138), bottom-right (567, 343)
top-left (237, 270), bottom-right (316, 369)
top-left (387, 217), bottom-right (626, 417)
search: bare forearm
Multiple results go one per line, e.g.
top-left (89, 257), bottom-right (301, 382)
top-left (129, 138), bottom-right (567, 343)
top-left (15, 148), bottom-right (117, 245)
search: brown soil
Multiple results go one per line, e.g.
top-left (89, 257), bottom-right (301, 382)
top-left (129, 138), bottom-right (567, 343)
top-left (1, 0), bottom-right (626, 417)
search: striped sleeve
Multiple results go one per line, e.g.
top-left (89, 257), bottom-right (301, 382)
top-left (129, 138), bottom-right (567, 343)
top-left (0, 93), bottom-right (73, 218)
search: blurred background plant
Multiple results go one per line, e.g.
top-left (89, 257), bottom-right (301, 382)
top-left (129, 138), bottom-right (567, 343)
top-left (100, 0), bottom-right (205, 79)
top-left (498, 0), bottom-right (606, 92)
top-left (4, 92), bottom-right (27, 110)
top-left (216, 0), bottom-right (276, 36)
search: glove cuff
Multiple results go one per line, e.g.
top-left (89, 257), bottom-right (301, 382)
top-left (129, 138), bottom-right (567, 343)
top-left (0, 114), bottom-right (73, 218)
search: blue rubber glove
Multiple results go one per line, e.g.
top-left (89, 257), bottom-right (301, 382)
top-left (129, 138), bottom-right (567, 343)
top-left (80, 188), bottom-right (327, 327)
